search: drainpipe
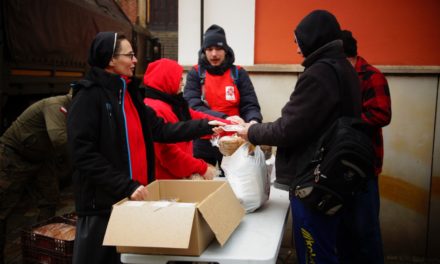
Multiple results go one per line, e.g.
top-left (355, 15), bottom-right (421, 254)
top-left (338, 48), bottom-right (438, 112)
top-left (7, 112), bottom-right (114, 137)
top-left (200, 0), bottom-right (204, 46)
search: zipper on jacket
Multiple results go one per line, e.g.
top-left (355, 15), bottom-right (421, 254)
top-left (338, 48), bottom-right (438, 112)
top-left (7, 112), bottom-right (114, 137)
top-left (119, 88), bottom-right (123, 105)
top-left (120, 77), bottom-right (133, 180)
top-left (105, 102), bottom-right (112, 119)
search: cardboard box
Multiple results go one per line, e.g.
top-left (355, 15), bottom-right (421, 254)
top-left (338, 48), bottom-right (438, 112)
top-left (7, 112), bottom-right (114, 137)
top-left (103, 180), bottom-right (245, 256)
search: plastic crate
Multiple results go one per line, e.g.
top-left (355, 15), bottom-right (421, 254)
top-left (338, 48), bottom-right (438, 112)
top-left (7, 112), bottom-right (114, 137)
top-left (22, 247), bottom-right (72, 264)
top-left (60, 213), bottom-right (77, 225)
top-left (21, 216), bottom-right (75, 263)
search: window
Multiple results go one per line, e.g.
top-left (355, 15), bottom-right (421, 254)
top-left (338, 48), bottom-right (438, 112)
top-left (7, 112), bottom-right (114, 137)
top-left (149, 0), bottom-right (177, 31)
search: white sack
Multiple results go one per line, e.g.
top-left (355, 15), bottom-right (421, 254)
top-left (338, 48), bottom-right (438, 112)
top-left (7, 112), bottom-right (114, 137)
top-left (221, 143), bottom-right (270, 213)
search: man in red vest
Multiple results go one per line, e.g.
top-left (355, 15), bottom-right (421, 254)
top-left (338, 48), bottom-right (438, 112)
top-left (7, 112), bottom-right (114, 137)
top-left (184, 24), bottom-right (263, 170)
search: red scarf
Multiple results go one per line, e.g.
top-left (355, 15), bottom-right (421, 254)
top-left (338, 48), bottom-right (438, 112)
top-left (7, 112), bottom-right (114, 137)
top-left (122, 76), bottom-right (148, 185)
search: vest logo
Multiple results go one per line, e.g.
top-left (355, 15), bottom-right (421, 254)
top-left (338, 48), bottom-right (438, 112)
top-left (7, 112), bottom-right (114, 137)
top-left (225, 86), bottom-right (235, 101)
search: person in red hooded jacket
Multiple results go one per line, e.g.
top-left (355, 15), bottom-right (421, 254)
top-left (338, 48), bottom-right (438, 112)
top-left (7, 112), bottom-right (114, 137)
top-left (143, 58), bottom-right (230, 180)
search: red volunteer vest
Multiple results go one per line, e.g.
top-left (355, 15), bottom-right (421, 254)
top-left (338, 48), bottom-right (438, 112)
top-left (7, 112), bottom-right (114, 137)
top-left (198, 67), bottom-right (241, 117)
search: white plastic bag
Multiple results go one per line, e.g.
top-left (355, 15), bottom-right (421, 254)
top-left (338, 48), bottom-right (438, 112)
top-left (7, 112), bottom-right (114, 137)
top-left (266, 154), bottom-right (276, 183)
top-left (221, 143), bottom-right (270, 213)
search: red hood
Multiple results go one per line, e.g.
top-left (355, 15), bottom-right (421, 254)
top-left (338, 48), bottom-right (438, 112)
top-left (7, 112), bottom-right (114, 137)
top-left (143, 58), bottom-right (183, 95)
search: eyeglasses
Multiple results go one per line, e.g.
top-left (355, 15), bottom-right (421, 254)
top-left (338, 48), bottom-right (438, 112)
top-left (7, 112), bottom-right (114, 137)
top-left (114, 53), bottom-right (136, 60)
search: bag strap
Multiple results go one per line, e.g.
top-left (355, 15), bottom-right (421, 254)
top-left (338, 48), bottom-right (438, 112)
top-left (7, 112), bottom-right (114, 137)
top-left (196, 65), bottom-right (209, 106)
top-left (197, 65), bottom-right (206, 85)
top-left (318, 59), bottom-right (353, 117)
top-left (317, 60), bottom-right (373, 138)
top-left (230, 65), bottom-right (239, 85)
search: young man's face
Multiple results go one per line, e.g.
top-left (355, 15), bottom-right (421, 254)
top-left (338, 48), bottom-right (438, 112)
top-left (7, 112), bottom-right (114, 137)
top-left (205, 46), bottom-right (226, 66)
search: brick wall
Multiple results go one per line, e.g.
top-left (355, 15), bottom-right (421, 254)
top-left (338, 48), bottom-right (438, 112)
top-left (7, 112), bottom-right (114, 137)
top-left (150, 30), bottom-right (178, 60)
top-left (116, 0), bottom-right (179, 60)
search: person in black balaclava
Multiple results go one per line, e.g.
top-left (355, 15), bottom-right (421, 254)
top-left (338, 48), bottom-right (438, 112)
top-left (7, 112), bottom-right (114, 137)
top-left (68, 32), bottom-right (220, 264)
top-left (236, 10), bottom-right (370, 264)
top-left (183, 24), bottom-right (263, 172)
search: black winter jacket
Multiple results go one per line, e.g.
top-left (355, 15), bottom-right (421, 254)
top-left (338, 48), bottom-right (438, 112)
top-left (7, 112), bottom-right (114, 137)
top-left (247, 40), bottom-right (361, 189)
top-left (67, 67), bottom-right (213, 215)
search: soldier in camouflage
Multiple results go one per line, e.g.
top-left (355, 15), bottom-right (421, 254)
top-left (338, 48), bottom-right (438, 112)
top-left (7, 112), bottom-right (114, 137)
top-left (0, 93), bottom-right (72, 264)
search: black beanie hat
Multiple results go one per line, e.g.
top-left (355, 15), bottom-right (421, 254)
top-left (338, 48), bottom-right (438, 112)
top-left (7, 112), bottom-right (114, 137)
top-left (88, 32), bottom-right (117, 69)
top-left (341, 30), bottom-right (358, 57)
top-left (202, 24), bottom-right (228, 50)
top-left (294, 10), bottom-right (341, 57)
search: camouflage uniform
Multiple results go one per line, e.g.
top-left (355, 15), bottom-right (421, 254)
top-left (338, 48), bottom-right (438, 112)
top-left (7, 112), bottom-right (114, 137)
top-left (0, 94), bottom-right (72, 264)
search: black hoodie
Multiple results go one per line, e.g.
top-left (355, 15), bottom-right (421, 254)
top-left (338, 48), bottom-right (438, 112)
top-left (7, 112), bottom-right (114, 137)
top-left (294, 10), bottom-right (342, 58)
top-left (247, 10), bottom-right (362, 188)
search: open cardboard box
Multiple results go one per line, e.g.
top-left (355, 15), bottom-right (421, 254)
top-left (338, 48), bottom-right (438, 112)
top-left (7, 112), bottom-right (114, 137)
top-left (103, 180), bottom-right (245, 256)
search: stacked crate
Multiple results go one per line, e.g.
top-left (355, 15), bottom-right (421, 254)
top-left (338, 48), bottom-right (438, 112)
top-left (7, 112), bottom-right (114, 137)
top-left (21, 214), bottom-right (76, 264)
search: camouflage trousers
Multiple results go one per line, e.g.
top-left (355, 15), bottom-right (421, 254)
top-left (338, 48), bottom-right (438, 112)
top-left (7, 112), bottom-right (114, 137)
top-left (0, 143), bottom-right (60, 220)
top-left (0, 143), bottom-right (60, 263)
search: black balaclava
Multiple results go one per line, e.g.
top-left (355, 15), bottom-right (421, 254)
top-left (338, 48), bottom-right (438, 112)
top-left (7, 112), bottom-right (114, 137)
top-left (88, 32), bottom-right (117, 69)
top-left (198, 25), bottom-right (235, 75)
top-left (294, 10), bottom-right (341, 57)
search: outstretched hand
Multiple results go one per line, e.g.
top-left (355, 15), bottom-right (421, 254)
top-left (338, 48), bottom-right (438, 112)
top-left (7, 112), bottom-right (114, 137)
top-left (226, 115), bottom-right (245, 124)
top-left (235, 122), bottom-right (254, 141)
top-left (208, 120), bottom-right (227, 135)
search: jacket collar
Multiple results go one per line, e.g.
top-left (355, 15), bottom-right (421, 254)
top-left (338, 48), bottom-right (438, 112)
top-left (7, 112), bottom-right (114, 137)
top-left (86, 67), bottom-right (123, 92)
top-left (302, 40), bottom-right (345, 68)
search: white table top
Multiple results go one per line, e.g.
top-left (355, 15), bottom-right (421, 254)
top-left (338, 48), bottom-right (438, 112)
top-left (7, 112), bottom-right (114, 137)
top-left (121, 186), bottom-right (290, 264)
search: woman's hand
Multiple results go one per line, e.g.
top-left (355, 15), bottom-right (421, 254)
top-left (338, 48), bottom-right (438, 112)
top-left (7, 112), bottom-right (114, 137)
top-left (208, 120), bottom-right (227, 135)
top-left (130, 185), bottom-right (149, 201)
top-left (202, 164), bottom-right (217, 180)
